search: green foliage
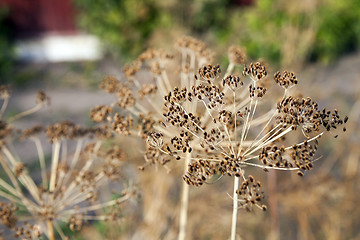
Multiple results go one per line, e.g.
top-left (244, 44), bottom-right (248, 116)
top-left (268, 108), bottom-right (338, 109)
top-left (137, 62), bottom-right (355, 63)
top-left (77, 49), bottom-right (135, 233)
top-left (94, 220), bottom-right (125, 238)
top-left (75, 0), bottom-right (360, 66)
top-left (228, 0), bottom-right (360, 66)
top-left (74, 0), bottom-right (173, 61)
top-left (312, 0), bottom-right (360, 63)
top-left (191, 0), bottom-right (232, 42)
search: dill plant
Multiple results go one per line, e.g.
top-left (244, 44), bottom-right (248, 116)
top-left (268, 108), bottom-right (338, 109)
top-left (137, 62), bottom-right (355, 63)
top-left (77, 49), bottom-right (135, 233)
top-left (0, 86), bottom-right (134, 239)
top-left (94, 36), bottom-right (346, 239)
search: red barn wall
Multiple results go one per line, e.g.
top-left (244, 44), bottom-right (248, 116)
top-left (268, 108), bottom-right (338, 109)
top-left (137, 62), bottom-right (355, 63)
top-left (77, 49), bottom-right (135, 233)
top-left (0, 0), bottom-right (76, 38)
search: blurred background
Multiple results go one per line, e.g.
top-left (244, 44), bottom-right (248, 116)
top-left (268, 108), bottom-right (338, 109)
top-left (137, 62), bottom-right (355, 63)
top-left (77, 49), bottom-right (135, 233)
top-left (0, 0), bottom-right (360, 239)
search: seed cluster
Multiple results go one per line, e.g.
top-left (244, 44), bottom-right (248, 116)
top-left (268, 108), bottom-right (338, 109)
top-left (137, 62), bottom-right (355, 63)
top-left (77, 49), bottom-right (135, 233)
top-left (191, 84), bottom-right (225, 109)
top-left (176, 36), bottom-right (214, 62)
top-left (138, 84), bottom-right (158, 99)
top-left (277, 96), bottom-right (346, 135)
top-left (274, 71), bottom-right (298, 89)
top-left (0, 85), bottom-right (10, 99)
top-left (90, 105), bottom-right (113, 122)
top-left (259, 140), bottom-right (317, 175)
top-left (236, 175), bottom-right (267, 211)
top-left (184, 159), bottom-right (221, 186)
top-left (228, 45), bottom-right (247, 65)
top-left (99, 75), bottom-right (119, 93)
top-left (21, 125), bottom-right (43, 139)
top-left (45, 121), bottom-right (112, 142)
top-left (249, 84), bottom-right (267, 98)
top-left (163, 88), bottom-right (202, 132)
top-left (170, 135), bottom-right (192, 154)
top-left (13, 223), bottom-right (41, 239)
top-left (197, 64), bottom-right (221, 83)
top-left (141, 145), bottom-right (170, 170)
top-left (243, 62), bottom-right (268, 81)
top-left (164, 87), bottom-right (188, 104)
top-left (110, 114), bottom-right (133, 136)
top-left (147, 132), bottom-right (164, 149)
top-left (36, 90), bottom-right (50, 106)
top-left (0, 202), bottom-right (17, 228)
top-left (116, 83), bottom-right (136, 109)
top-left (223, 75), bottom-right (243, 91)
top-left (100, 76), bottom-right (135, 109)
top-left (0, 120), bottom-right (12, 143)
top-left (102, 147), bottom-right (126, 180)
top-left (46, 121), bottom-right (85, 142)
top-left (184, 154), bottom-right (256, 187)
top-left (138, 48), bottom-right (173, 62)
top-left (204, 128), bottom-right (225, 147)
top-left (68, 213), bottom-right (84, 231)
top-left (138, 113), bottom-right (156, 138)
top-left (123, 60), bottom-right (141, 78)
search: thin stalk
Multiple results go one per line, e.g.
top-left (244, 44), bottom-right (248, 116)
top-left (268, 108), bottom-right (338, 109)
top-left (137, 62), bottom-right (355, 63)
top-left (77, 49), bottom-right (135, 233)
top-left (178, 153), bottom-right (191, 240)
top-left (243, 124), bottom-right (282, 156)
top-left (225, 62), bottom-right (234, 77)
top-left (0, 177), bottom-right (19, 196)
top-left (156, 75), bottom-right (169, 98)
top-left (61, 194), bottom-right (130, 215)
top-left (243, 100), bottom-right (258, 141)
top-left (0, 96), bottom-right (9, 119)
top-left (132, 77), bottom-right (164, 116)
top-left (180, 51), bottom-right (187, 88)
top-left (245, 126), bottom-right (293, 157)
top-left (47, 220), bottom-right (55, 240)
top-left (8, 104), bottom-right (42, 122)
top-left (60, 141), bottom-right (102, 201)
top-left (240, 98), bottom-right (253, 150)
top-left (54, 222), bottom-right (67, 240)
top-left (159, 60), bottom-right (172, 92)
top-left (189, 53), bottom-right (196, 91)
top-left (49, 141), bottom-right (61, 193)
top-left (230, 176), bottom-right (240, 240)
top-left (60, 139), bottom-right (83, 188)
top-left (32, 137), bottom-right (47, 188)
top-left (0, 154), bottom-right (24, 197)
top-left (0, 190), bottom-right (23, 204)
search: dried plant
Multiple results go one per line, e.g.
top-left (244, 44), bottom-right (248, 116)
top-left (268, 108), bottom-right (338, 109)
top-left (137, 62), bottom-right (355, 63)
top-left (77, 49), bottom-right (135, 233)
top-left (93, 37), bottom-right (346, 239)
top-left (0, 86), bottom-right (134, 240)
top-left (94, 36), bottom-right (214, 239)
top-left (159, 62), bottom-right (346, 240)
top-left (274, 97), bottom-right (358, 240)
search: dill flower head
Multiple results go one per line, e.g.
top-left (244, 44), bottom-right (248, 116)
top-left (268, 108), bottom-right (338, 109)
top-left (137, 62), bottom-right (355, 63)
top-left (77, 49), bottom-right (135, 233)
top-left (0, 86), bottom-right (134, 239)
top-left (95, 37), bottom-right (346, 213)
top-left (159, 60), bottom-right (346, 210)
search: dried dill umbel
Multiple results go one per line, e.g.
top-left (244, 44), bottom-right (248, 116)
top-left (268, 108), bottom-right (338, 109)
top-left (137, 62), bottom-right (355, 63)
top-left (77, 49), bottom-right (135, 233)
top-left (0, 86), bottom-right (135, 240)
top-left (93, 36), bottom-right (216, 239)
top-left (94, 37), bottom-right (347, 240)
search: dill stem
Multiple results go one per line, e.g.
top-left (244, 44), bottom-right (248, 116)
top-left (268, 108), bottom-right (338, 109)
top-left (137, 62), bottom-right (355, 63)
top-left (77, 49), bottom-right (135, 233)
top-left (178, 153), bottom-right (191, 240)
top-left (49, 141), bottom-right (61, 193)
top-left (8, 104), bottom-right (42, 122)
top-left (47, 220), bottom-right (55, 240)
top-left (0, 96), bottom-right (9, 118)
top-left (33, 137), bottom-right (47, 188)
top-left (231, 176), bottom-right (240, 240)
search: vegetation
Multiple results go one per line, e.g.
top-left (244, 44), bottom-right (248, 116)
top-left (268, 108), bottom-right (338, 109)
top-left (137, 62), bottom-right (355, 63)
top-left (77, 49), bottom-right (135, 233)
top-left (75, 0), bottom-right (360, 67)
top-left (75, 0), bottom-right (172, 61)
top-left (92, 37), bottom-right (347, 239)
